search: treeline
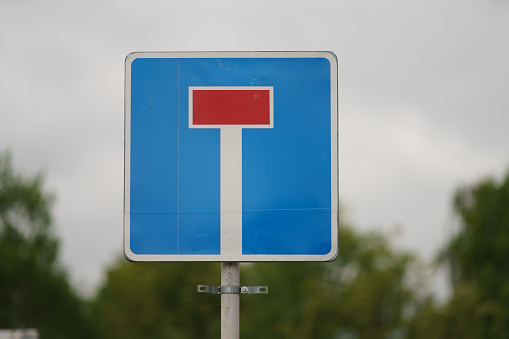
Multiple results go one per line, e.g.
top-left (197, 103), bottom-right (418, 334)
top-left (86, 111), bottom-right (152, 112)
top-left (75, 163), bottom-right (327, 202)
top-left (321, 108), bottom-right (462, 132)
top-left (1, 149), bottom-right (509, 338)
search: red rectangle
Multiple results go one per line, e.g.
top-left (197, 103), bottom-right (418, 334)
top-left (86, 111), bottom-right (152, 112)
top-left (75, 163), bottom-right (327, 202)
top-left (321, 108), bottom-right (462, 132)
top-left (192, 89), bottom-right (271, 126)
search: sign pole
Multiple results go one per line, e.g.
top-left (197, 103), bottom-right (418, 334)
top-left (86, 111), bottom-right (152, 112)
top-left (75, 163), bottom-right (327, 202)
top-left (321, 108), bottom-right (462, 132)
top-left (221, 262), bottom-right (240, 339)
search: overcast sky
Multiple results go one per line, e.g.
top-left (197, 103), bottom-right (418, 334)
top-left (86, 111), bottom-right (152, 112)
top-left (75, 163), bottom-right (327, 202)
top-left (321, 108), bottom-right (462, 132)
top-left (1, 0), bottom-right (508, 296)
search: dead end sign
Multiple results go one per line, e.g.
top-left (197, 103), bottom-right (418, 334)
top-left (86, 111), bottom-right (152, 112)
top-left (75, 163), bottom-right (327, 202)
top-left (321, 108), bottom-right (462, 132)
top-left (124, 51), bottom-right (338, 262)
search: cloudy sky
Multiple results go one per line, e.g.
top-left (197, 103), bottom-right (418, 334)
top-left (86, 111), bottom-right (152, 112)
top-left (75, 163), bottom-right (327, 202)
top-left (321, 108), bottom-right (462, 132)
top-left (1, 0), bottom-right (508, 296)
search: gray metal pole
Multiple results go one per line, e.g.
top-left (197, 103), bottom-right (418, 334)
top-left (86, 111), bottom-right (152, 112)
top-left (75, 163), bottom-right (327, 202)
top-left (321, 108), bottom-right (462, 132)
top-left (221, 262), bottom-right (240, 339)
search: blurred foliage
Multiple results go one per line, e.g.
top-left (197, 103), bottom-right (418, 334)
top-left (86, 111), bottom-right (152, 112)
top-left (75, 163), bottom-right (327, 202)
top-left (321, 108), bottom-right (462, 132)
top-left (5, 145), bottom-right (509, 338)
top-left (240, 226), bottom-right (417, 339)
top-left (446, 171), bottom-right (509, 296)
top-left (0, 151), bottom-right (97, 338)
top-left (94, 225), bottom-right (417, 339)
top-left (408, 169), bottom-right (509, 338)
top-left (93, 261), bottom-right (221, 339)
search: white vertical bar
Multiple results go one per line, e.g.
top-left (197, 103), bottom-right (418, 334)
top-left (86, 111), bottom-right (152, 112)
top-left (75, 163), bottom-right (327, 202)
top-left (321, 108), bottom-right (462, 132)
top-left (221, 262), bottom-right (240, 339)
top-left (220, 127), bottom-right (243, 259)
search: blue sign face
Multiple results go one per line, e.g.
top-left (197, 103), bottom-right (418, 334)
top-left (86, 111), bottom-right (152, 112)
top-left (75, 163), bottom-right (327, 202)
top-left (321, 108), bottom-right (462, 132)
top-left (124, 52), bottom-right (338, 262)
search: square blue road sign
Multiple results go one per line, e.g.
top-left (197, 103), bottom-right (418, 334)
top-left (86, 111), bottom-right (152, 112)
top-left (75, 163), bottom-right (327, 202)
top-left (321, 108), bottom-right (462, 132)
top-left (124, 51), bottom-right (338, 262)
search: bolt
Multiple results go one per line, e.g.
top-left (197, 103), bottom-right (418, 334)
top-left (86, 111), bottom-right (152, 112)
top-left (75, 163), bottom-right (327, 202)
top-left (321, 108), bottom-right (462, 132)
top-left (241, 286), bottom-right (249, 294)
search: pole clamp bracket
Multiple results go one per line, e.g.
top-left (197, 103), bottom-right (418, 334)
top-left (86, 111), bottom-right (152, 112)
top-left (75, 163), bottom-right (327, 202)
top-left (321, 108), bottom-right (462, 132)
top-left (197, 285), bottom-right (268, 294)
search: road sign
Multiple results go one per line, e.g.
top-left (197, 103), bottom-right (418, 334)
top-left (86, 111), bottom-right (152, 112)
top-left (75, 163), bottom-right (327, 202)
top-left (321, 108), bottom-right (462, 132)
top-left (124, 51), bottom-right (338, 262)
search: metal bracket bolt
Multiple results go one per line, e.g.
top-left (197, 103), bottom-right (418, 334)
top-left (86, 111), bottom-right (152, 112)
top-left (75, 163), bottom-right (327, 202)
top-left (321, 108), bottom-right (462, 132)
top-left (197, 285), bottom-right (268, 294)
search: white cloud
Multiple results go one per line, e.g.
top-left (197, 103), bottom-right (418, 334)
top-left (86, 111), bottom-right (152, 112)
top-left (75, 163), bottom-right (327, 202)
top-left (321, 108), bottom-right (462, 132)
top-left (341, 102), bottom-right (506, 259)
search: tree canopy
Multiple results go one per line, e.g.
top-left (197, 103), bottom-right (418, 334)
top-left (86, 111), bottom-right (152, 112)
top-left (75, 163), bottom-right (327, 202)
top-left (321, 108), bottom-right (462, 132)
top-left (94, 224), bottom-right (417, 339)
top-left (0, 151), bottom-right (97, 338)
top-left (4, 146), bottom-right (509, 338)
top-left (93, 261), bottom-right (221, 339)
top-left (240, 225), bottom-right (417, 339)
top-left (408, 169), bottom-right (509, 338)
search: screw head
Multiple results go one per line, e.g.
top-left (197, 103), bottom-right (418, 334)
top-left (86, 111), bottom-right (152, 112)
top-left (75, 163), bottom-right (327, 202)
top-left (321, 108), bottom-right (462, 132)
top-left (240, 286), bottom-right (249, 294)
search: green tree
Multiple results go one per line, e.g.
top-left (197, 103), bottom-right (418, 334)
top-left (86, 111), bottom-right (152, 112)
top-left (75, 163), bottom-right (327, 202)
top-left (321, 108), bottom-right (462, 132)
top-left (408, 169), bottom-right (509, 338)
top-left (446, 171), bottom-right (509, 298)
top-left (0, 151), bottom-right (97, 338)
top-left (241, 226), bottom-right (417, 339)
top-left (94, 261), bottom-right (221, 339)
top-left (95, 223), bottom-right (419, 339)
